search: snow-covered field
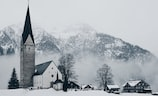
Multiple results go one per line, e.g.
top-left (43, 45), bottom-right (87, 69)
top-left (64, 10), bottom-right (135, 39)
top-left (0, 88), bottom-right (154, 96)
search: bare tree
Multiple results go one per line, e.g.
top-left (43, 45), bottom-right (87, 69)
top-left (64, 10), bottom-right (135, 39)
top-left (97, 64), bottom-right (113, 90)
top-left (58, 53), bottom-right (77, 81)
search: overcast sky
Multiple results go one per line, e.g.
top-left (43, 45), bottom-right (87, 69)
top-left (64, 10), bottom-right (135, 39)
top-left (0, 0), bottom-right (158, 56)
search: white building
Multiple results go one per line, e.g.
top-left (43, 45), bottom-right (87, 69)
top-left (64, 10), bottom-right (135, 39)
top-left (53, 73), bottom-right (63, 90)
top-left (33, 60), bottom-right (62, 89)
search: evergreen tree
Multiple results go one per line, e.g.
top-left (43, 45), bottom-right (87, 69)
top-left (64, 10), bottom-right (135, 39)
top-left (8, 68), bottom-right (19, 89)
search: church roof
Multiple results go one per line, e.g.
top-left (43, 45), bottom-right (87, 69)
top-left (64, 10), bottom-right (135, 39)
top-left (34, 61), bottom-right (52, 75)
top-left (22, 6), bottom-right (35, 44)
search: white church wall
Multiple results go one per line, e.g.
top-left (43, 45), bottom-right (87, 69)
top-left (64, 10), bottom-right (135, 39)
top-left (42, 62), bottom-right (60, 88)
top-left (33, 75), bottom-right (42, 88)
top-left (34, 62), bottom-right (62, 89)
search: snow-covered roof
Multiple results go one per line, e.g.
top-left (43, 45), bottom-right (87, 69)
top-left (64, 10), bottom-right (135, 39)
top-left (123, 80), bottom-right (141, 87)
top-left (82, 84), bottom-right (94, 89)
top-left (107, 85), bottom-right (120, 89)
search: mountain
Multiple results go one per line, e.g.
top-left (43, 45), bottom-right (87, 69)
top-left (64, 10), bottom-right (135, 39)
top-left (0, 24), bottom-right (60, 55)
top-left (63, 24), bottom-right (156, 64)
top-left (0, 24), bottom-right (156, 64)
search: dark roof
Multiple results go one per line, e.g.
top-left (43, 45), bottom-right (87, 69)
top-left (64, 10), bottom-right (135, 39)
top-left (34, 61), bottom-right (52, 75)
top-left (68, 81), bottom-right (80, 89)
top-left (22, 6), bottom-right (35, 44)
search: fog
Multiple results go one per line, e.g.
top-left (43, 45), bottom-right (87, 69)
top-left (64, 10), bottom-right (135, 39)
top-left (74, 52), bottom-right (158, 91)
top-left (0, 53), bottom-right (158, 91)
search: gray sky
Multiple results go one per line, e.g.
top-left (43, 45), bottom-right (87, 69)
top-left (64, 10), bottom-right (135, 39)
top-left (0, 0), bottom-right (158, 56)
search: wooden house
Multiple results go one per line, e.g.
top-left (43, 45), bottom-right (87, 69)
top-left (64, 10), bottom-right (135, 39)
top-left (122, 80), bottom-right (152, 93)
top-left (107, 85), bottom-right (120, 93)
top-left (81, 84), bottom-right (94, 90)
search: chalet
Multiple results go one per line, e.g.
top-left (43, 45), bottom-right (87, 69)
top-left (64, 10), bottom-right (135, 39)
top-left (107, 85), bottom-right (120, 93)
top-left (122, 80), bottom-right (152, 93)
top-left (33, 60), bottom-right (62, 89)
top-left (81, 84), bottom-right (94, 90)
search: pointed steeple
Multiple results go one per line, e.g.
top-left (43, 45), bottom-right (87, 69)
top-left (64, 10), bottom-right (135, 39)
top-left (22, 6), bottom-right (34, 44)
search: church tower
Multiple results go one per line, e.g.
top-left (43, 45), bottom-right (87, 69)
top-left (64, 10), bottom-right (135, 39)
top-left (20, 6), bottom-right (35, 88)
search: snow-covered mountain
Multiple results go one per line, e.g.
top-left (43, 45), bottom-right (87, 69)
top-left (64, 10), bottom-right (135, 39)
top-left (62, 24), bottom-right (156, 65)
top-left (0, 24), bottom-right (156, 64)
top-left (0, 24), bottom-right (60, 55)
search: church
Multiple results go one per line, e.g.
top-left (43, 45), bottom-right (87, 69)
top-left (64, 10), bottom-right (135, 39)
top-left (20, 6), bottom-right (62, 89)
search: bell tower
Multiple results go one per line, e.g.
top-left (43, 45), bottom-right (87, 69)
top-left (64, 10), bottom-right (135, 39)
top-left (20, 6), bottom-right (35, 88)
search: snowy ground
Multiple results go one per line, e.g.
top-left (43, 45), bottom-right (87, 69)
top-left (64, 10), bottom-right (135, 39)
top-left (0, 88), bottom-right (155, 96)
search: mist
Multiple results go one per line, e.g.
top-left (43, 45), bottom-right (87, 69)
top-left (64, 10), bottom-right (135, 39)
top-left (74, 52), bottom-right (158, 91)
top-left (0, 53), bottom-right (158, 92)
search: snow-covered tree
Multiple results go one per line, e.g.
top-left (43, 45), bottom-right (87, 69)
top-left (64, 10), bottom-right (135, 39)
top-left (97, 64), bottom-right (113, 90)
top-left (8, 68), bottom-right (19, 89)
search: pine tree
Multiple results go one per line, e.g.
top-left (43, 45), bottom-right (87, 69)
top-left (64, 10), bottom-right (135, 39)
top-left (8, 68), bottom-right (19, 89)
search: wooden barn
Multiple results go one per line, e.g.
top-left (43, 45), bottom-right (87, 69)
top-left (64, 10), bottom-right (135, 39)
top-left (123, 80), bottom-right (152, 93)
